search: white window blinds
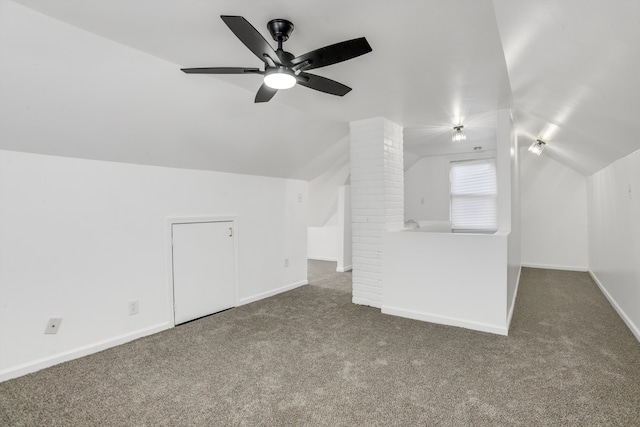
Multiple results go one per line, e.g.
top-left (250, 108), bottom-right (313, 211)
top-left (449, 159), bottom-right (497, 232)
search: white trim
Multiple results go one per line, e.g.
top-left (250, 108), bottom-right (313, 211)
top-left (352, 296), bottom-right (382, 309)
top-left (521, 262), bottom-right (588, 272)
top-left (589, 271), bottom-right (640, 343)
top-left (166, 215), bottom-right (239, 326)
top-left (307, 256), bottom-right (338, 262)
top-left (0, 322), bottom-right (171, 383)
top-left (336, 264), bottom-right (353, 272)
top-left (382, 306), bottom-right (508, 336)
top-left (506, 265), bottom-right (522, 332)
top-left (238, 280), bottom-right (308, 306)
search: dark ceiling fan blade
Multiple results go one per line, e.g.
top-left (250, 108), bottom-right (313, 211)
top-left (255, 83), bottom-right (278, 103)
top-left (220, 15), bottom-right (281, 66)
top-left (290, 37), bottom-right (372, 71)
top-left (181, 67), bottom-right (262, 74)
top-left (296, 73), bottom-right (352, 96)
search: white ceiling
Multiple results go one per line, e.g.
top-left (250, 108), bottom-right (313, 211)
top-left (3, 0), bottom-right (639, 178)
top-left (494, 0), bottom-right (640, 176)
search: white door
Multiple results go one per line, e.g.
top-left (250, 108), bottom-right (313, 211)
top-left (172, 221), bottom-right (235, 325)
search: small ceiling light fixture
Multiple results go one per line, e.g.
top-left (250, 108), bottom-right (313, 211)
top-left (528, 139), bottom-right (546, 156)
top-left (452, 125), bottom-right (466, 142)
top-left (263, 67), bottom-right (296, 90)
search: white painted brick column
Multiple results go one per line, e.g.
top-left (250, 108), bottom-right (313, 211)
top-left (349, 117), bottom-right (404, 308)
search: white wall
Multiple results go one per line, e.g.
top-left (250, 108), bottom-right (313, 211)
top-left (383, 231), bottom-right (509, 335)
top-left (496, 109), bottom-right (521, 325)
top-left (404, 151), bottom-right (498, 223)
top-left (307, 217), bottom-right (338, 262)
top-left (0, 150), bottom-right (308, 381)
top-left (404, 156), bottom-right (450, 222)
top-left (306, 157), bottom-right (349, 262)
top-left (307, 185), bottom-right (353, 269)
top-left (520, 150), bottom-right (588, 271)
top-left (308, 159), bottom-right (350, 227)
top-left (587, 149), bottom-right (640, 341)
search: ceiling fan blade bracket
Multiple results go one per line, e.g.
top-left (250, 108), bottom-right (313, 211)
top-left (276, 50), bottom-right (295, 66)
top-left (262, 54), bottom-right (278, 68)
top-left (291, 59), bottom-right (312, 73)
top-left (295, 74), bottom-right (310, 83)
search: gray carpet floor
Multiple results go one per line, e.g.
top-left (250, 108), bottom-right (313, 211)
top-left (1, 263), bottom-right (639, 426)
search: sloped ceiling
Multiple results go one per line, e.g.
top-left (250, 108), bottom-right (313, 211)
top-left (494, 0), bottom-right (640, 175)
top-left (1, 0), bottom-right (639, 178)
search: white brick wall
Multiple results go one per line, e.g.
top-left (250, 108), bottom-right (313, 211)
top-left (349, 117), bottom-right (404, 308)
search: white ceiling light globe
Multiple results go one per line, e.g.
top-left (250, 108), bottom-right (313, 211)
top-left (264, 68), bottom-right (296, 90)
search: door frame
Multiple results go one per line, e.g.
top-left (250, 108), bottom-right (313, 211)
top-left (166, 215), bottom-right (239, 326)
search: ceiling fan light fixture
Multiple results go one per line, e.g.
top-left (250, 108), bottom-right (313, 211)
top-left (452, 125), bottom-right (466, 142)
top-left (529, 139), bottom-right (546, 156)
top-left (181, 16), bottom-right (371, 103)
top-left (264, 68), bottom-right (296, 90)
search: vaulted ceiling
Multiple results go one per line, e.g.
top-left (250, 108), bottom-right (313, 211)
top-left (1, 0), bottom-right (638, 179)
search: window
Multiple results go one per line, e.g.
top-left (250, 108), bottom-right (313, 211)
top-left (449, 158), bottom-right (497, 232)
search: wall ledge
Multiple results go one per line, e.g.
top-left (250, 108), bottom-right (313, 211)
top-left (589, 270), bottom-right (640, 343)
top-left (381, 305), bottom-right (508, 336)
top-left (0, 322), bottom-right (172, 383)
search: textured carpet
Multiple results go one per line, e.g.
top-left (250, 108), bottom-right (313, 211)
top-left (1, 264), bottom-right (639, 426)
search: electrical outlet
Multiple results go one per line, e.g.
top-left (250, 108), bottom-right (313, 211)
top-left (128, 300), bottom-right (139, 316)
top-left (45, 318), bottom-right (62, 334)
top-left (284, 258), bottom-right (290, 268)
top-left (297, 193), bottom-right (303, 203)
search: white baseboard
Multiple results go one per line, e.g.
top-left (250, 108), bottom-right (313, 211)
top-left (506, 265), bottom-right (522, 333)
top-left (307, 256), bottom-right (338, 262)
top-left (381, 306), bottom-right (508, 336)
top-left (336, 264), bottom-right (352, 272)
top-left (521, 262), bottom-right (588, 272)
top-left (589, 271), bottom-right (640, 343)
top-left (0, 322), bottom-right (172, 383)
top-left (238, 280), bottom-right (308, 306)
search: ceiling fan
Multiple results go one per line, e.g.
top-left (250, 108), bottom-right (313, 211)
top-left (181, 15), bottom-right (372, 103)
